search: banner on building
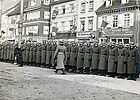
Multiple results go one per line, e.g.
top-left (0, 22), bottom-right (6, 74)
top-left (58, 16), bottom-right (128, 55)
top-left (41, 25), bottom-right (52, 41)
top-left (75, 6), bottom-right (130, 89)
top-left (101, 20), bottom-right (108, 28)
top-left (52, 10), bottom-right (58, 20)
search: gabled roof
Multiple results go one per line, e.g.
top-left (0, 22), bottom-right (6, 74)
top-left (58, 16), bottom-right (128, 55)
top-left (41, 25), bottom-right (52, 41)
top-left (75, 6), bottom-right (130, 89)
top-left (96, 0), bottom-right (140, 13)
top-left (7, 0), bottom-right (29, 16)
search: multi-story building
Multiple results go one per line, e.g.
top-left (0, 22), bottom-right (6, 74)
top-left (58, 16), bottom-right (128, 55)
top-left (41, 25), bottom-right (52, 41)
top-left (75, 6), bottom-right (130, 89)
top-left (50, 0), bottom-right (105, 41)
top-left (50, 0), bottom-right (77, 40)
top-left (7, 0), bottom-right (51, 43)
top-left (76, 0), bottom-right (105, 41)
top-left (96, 0), bottom-right (140, 45)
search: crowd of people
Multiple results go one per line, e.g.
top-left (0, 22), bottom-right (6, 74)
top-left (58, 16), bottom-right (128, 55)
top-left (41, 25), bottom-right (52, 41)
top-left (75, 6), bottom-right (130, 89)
top-left (0, 40), bottom-right (139, 81)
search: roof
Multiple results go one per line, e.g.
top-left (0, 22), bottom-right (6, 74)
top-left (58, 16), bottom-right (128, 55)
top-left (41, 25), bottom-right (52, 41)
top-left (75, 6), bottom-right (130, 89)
top-left (51, 0), bottom-right (75, 6)
top-left (96, 0), bottom-right (140, 13)
top-left (7, 0), bottom-right (29, 16)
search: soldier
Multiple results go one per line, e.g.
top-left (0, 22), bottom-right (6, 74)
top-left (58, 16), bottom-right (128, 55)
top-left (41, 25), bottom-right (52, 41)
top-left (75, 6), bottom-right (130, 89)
top-left (41, 42), bottom-right (47, 68)
top-left (117, 43), bottom-right (126, 79)
top-left (64, 42), bottom-right (71, 71)
top-left (0, 44), bottom-right (2, 61)
top-left (4, 43), bottom-right (7, 62)
top-left (91, 42), bottom-right (100, 75)
top-left (98, 42), bottom-right (108, 76)
top-left (107, 43), bottom-right (118, 78)
top-left (46, 41), bottom-right (52, 68)
top-left (21, 42), bottom-right (26, 65)
top-left (76, 42), bottom-right (84, 74)
top-left (136, 45), bottom-right (140, 78)
top-left (29, 43), bottom-right (33, 66)
top-left (83, 42), bottom-right (92, 74)
top-left (51, 41), bottom-right (57, 69)
top-left (32, 43), bottom-right (37, 66)
top-left (1, 43), bottom-right (4, 62)
top-left (25, 43), bottom-right (30, 65)
top-left (69, 42), bottom-right (78, 73)
top-left (9, 44), bottom-right (12, 63)
top-left (36, 43), bottom-right (42, 67)
top-left (6, 43), bottom-right (10, 63)
top-left (127, 43), bottom-right (138, 81)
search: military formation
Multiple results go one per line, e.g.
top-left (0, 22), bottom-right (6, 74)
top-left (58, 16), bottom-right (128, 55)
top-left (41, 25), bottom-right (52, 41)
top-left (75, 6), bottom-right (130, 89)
top-left (0, 41), bottom-right (139, 81)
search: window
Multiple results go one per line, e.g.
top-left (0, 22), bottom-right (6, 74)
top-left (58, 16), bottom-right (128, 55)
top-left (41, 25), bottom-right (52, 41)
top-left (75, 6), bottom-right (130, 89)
top-left (43, 26), bottom-right (49, 35)
top-left (80, 20), bottom-right (85, 31)
top-left (113, 15), bottom-right (118, 27)
top-left (69, 20), bottom-right (74, 27)
top-left (102, 16), bottom-right (107, 22)
top-left (111, 39), bottom-right (117, 43)
top-left (81, 3), bottom-right (86, 13)
top-left (110, 38), bottom-right (130, 44)
top-left (62, 6), bottom-right (65, 14)
top-left (88, 19), bottom-right (93, 31)
top-left (70, 4), bottom-right (74, 13)
top-left (124, 13), bottom-right (130, 26)
top-left (89, 1), bottom-right (94, 11)
top-left (106, 0), bottom-right (112, 7)
top-left (44, 11), bottom-right (50, 19)
top-left (123, 39), bottom-right (129, 44)
top-left (31, 0), bottom-right (36, 6)
top-left (121, 0), bottom-right (129, 4)
top-left (61, 21), bottom-right (65, 31)
top-left (44, 0), bottom-right (49, 5)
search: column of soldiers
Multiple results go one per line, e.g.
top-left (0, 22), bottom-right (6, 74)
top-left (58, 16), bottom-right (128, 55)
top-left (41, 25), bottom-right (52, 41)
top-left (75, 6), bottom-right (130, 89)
top-left (0, 41), bottom-right (139, 81)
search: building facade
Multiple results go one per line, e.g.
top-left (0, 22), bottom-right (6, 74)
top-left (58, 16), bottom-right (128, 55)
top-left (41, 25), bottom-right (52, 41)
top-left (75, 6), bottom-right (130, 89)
top-left (96, 0), bottom-right (140, 45)
top-left (7, 0), bottom-right (51, 43)
top-left (50, 0), bottom-right (105, 41)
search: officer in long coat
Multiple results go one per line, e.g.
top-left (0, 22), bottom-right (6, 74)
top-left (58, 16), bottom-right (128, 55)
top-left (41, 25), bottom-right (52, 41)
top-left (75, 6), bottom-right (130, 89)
top-left (36, 43), bottom-right (42, 67)
top-left (9, 45), bottom-right (12, 63)
top-left (4, 43), bottom-right (7, 62)
top-left (0, 44), bottom-right (2, 61)
top-left (1, 44), bottom-right (4, 61)
top-left (46, 42), bottom-right (52, 68)
top-left (76, 43), bottom-right (84, 74)
top-left (32, 43), bottom-right (37, 66)
top-left (83, 43), bottom-right (92, 74)
top-left (21, 42), bottom-right (26, 65)
top-left (29, 44), bottom-right (33, 66)
top-left (41, 42), bottom-right (47, 67)
top-left (127, 43), bottom-right (138, 80)
top-left (69, 42), bottom-right (78, 72)
top-left (98, 43), bottom-right (108, 76)
top-left (6, 44), bottom-right (10, 63)
top-left (51, 42), bottom-right (57, 68)
top-left (117, 43), bottom-right (126, 79)
top-left (107, 43), bottom-right (118, 77)
top-left (91, 42), bottom-right (100, 75)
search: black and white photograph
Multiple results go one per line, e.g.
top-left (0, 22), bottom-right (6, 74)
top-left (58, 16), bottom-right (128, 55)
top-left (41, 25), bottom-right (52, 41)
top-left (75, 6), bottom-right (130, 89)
top-left (0, 0), bottom-right (140, 100)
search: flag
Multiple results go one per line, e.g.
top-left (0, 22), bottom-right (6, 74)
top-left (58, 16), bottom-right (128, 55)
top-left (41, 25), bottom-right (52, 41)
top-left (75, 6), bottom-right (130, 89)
top-left (52, 10), bottom-right (58, 20)
top-left (101, 20), bottom-right (108, 28)
top-left (52, 27), bottom-right (58, 33)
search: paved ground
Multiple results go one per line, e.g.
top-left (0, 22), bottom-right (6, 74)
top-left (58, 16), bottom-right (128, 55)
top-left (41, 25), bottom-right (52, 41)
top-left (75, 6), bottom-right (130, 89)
top-left (0, 62), bottom-right (140, 100)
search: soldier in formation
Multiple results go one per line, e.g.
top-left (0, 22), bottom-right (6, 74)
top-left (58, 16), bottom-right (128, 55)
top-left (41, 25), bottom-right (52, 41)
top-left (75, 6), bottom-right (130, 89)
top-left (0, 40), bottom-right (139, 81)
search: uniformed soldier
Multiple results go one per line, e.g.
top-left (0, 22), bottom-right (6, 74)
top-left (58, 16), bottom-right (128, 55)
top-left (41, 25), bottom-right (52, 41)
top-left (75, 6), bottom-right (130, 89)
top-left (76, 42), bottom-right (84, 74)
top-left (83, 42), bottom-right (92, 74)
top-left (107, 43), bottom-right (118, 78)
top-left (32, 43), bottom-right (37, 66)
top-left (51, 41), bottom-right (57, 69)
top-left (6, 43), bottom-right (10, 63)
top-left (64, 42), bottom-right (71, 71)
top-left (0, 44), bottom-right (2, 61)
top-left (36, 43), bottom-right (42, 67)
top-left (98, 42), bottom-right (108, 76)
top-left (46, 41), bottom-right (52, 68)
top-left (21, 42), bottom-right (26, 65)
top-left (29, 43), bottom-right (33, 66)
top-left (1, 43), bottom-right (4, 62)
top-left (91, 42), bottom-right (100, 75)
top-left (127, 43), bottom-right (138, 81)
top-left (69, 42), bottom-right (78, 72)
top-left (41, 42), bottom-right (47, 67)
top-left (117, 43), bottom-right (126, 79)
top-left (4, 43), bottom-right (7, 62)
top-left (25, 43), bottom-right (30, 65)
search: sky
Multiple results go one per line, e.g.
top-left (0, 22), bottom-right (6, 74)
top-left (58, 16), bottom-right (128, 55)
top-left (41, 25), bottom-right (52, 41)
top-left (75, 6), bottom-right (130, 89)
top-left (1, 0), bottom-right (19, 12)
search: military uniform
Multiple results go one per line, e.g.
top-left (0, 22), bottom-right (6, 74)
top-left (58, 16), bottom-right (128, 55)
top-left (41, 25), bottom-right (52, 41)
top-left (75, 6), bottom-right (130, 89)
top-left (41, 43), bottom-right (47, 67)
top-left (83, 43), bottom-right (92, 74)
top-left (69, 43), bottom-right (78, 72)
top-left (91, 43), bottom-right (100, 74)
top-left (46, 43), bottom-right (52, 68)
top-left (25, 44), bottom-right (30, 65)
top-left (29, 44), bottom-right (33, 66)
top-left (32, 44), bottom-right (37, 66)
top-left (0, 44), bottom-right (2, 61)
top-left (127, 45), bottom-right (138, 80)
top-left (98, 44), bottom-right (108, 75)
top-left (51, 42), bottom-right (57, 68)
top-left (76, 43), bottom-right (84, 73)
top-left (36, 44), bottom-right (42, 67)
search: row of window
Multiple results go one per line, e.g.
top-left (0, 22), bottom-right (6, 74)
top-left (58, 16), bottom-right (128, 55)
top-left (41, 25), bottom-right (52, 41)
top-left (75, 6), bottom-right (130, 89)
top-left (30, 0), bottom-right (50, 6)
top-left (106, 0), bottom-right (129, 7)
top-left (99, 13), bottom-right (133, 28)
top-left (100, 38), bottom-right (130, 44)
top-left (81, 1), bottom-right (94, 13)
